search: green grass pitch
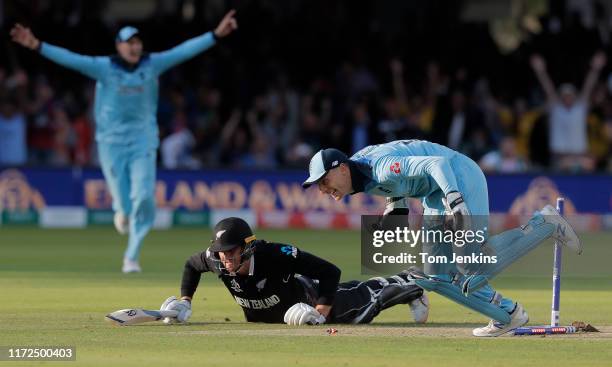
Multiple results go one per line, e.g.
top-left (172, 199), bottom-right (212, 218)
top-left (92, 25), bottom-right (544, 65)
top-left (1, 227), bottom-right (611, 366)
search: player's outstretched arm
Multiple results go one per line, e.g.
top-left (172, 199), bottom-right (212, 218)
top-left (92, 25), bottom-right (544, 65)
top-left (580, 51), bottom-right (606, 102)
top-left (180, 257), bottom-right (206, 300)
top-left (529, 54), bottom-right (558, 105)
top-left (151, 9), bottom-right (238, 74)
top-left (160, 256), bottom-right (208, 323)
top-left (10, 23), bottom-right (107, 80)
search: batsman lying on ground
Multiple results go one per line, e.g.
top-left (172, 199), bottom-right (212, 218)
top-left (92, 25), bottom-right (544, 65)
top-left (160, 217), bottom-right (430, 326)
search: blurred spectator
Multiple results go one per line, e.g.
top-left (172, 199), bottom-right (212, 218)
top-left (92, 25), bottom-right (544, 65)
top-left (191, 86), bottom-right (223, 165)
top-left (445, 90), bottom-right (467, 150)
top-left (285, 140), bottom-right (315, 168)
top-left (219, 110), bottom-right (249, 167)
top-left (530, 52), bottom-right (606, 172)
top-left (350, 101), bottom-right (371, 153)
top-left (27, 79), bottom-right (56, 165)
top-left (50, 105), bottom-right (75, 166)
top-left (72, 112), bottom-right (93, 166)
top-left (432, 87), bottom-right (491, 160)
top-left (3, 1), bottom-right (612, 172)
top-left (161, 112), bottom-right (200, 169)
top-left (0, 97), bottom-right (27, 166)
top-left (606, 119), bottom-right (612, 171)
top-left (239, 133), bottom-right (277, 169)
top-left (299, 110), bottom-right (324, 154)
top-left (379, 59), bottom-right (426, 141)
top-left (479, 136), bottom-right (528, 173)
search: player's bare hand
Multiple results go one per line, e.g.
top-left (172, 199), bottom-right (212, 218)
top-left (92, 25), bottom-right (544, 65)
top-left (591, 51), bottom-right (607, 71)
top-left (530, 54), bottom-right (546, 72)
top-left (10, 23), bottom-right (40, 50)
top-left (214, 9), bottom-right (238, 38)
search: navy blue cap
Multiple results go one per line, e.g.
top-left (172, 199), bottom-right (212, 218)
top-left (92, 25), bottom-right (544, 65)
top-left (302, 148), bottom-right (349, 188)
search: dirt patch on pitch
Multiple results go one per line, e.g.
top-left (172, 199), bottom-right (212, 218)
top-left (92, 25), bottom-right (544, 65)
top-left (166, 324), bottom-right (612, 339)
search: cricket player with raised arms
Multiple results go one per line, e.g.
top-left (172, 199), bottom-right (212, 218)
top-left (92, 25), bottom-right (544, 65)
top-left (10, 10), bottom-right (238, 272)
top-left (302, 140), bottom-right (582, 336)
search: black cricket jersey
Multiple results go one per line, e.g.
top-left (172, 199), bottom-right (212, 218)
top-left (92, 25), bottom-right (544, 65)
top-left (180, 240), bottom-right (341, 323)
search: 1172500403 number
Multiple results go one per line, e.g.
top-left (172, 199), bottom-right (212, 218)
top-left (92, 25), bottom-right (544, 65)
top-left (1, 346), bottom-right (76, 361)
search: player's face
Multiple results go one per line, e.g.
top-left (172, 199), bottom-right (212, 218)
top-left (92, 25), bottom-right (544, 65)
top-left (218, 246), bottom-right (243, 273)
top-left (561, 92), bottom-right (576, 107)
top-left (317, 164), bottom-right (352, 201)
top-left (116, 37), bottom-right (143, 64)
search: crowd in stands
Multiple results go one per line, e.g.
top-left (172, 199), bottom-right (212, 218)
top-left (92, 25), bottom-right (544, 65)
top-left (1, 0), bottom-right (611, 173)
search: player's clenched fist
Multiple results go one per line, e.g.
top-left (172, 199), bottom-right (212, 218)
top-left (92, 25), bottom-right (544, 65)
top-left (284, 303), bottom-right (326, 325)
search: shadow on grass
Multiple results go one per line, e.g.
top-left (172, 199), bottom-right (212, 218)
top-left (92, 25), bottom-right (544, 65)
top-left (347, 321), bottom-right (482, 328)
top-left (120, 321), bottom-right (482, 328)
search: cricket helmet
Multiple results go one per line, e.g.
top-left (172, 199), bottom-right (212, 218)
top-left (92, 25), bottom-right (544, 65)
top-left (209, 217), bottom-right (257, 275)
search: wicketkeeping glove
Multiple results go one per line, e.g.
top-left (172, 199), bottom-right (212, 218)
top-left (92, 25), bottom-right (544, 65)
top-left (442, 191), bottom-right (471, 232)
top-left (160, 296), bottom-right (192, 323)
top-left (372, 197), bottom-right (409, 232)
top-left (284, 303), bottom-right (326, 325)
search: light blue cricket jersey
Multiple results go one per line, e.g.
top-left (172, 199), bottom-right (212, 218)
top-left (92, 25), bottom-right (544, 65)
top-left (39, 32), bottom-right (216, 148)
top-left (349, 140), bottom-right (466, 198)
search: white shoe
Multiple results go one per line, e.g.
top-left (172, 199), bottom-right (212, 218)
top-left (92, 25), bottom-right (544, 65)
top-left (122, 258), bottom-right (141, 273)
top-left (114, 212), bottom-right (129, 235)
top-left (472, 303), bottom-right (529, 337)
top-left (540, 205), bottom-right (582, 254)
top-left (409, 293), bottom-right (429, 324)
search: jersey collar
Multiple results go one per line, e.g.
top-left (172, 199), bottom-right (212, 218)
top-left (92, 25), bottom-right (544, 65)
top-left (348, 160), bottom-right (372, 194)
top-left (110, 53), bottom-right (149, 72)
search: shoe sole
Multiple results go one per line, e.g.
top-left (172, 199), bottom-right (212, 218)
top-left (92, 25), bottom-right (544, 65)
top-left (410, 293), bottom-right (430, 324)
top-left (473, 313), bottom-right (529, 337)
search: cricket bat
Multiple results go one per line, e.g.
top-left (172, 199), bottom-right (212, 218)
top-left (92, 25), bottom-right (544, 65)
top-left (105, 308), bottom-right (179, 326)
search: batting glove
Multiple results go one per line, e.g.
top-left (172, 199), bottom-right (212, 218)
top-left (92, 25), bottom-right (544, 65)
top-left (160, 296), bottom-right (192, 323)
top-left (160, 296), bottom-right (177, 311)
top-left (284, 303), bottom-right (326, 325)
top-left (442, 191), bottom-right (471, 233)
